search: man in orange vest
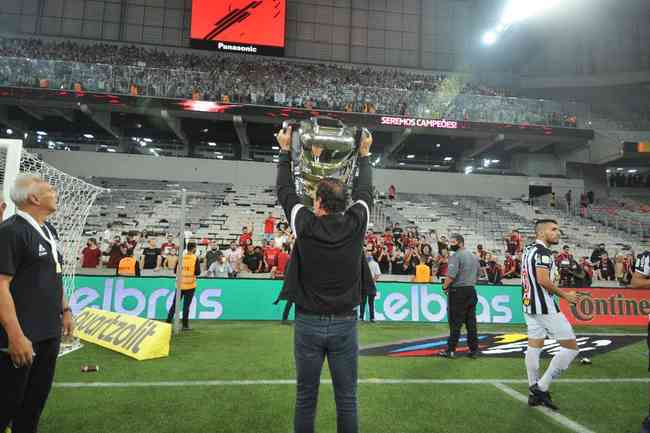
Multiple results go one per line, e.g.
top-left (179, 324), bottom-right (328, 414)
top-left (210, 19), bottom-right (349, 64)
top-left (116, 247), bottom-right (140, 277)
top-left (412, 261), bottom-right (432, 283)
top-left (166, 242), bottom-right (201, 330)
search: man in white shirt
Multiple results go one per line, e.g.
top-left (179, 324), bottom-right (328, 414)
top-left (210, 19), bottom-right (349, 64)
top-left (206, 251), bottom-right (232, 278)
top-left (224, 242), bottom-right (242, 278)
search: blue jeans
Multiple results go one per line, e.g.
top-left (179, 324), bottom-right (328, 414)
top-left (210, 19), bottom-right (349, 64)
top-left (294, 313), bottom-right (358, 433)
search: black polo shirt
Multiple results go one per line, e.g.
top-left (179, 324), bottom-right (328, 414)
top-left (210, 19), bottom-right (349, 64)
top-left (0, 215), bottom-right (63, 348)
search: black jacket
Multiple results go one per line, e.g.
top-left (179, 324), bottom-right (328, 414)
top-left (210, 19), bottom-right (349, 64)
top-left (275, 151), bottom-right (374, 313)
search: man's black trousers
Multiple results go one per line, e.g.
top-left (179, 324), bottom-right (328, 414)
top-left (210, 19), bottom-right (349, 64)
top-left (359, 294), bottom-right (375, 321)
top-left (0, 337), bottom-right (60, 433)
top-left (446, 286), bottom-right (478, 353)
top-left (282, 301), bottom-right (294, 321)
top-left (167, 289), bottom-right (196, 328)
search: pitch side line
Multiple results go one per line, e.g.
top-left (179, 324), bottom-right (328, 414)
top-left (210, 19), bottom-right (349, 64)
top-left (53, 378), bottom-right (650, 388)
top-left (493, 383), bottom-right (597, 433)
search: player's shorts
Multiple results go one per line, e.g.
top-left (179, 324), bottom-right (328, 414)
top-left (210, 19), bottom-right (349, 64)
top-left (524, 312), bottom-right (576, 341)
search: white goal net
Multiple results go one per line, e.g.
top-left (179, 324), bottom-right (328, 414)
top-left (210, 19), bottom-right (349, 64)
top-left (0, 141), bottom-right (106, 300)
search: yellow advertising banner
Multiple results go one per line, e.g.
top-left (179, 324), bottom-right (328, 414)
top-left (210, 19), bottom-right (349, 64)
top-left (74, 308), bottom-right (171, 361)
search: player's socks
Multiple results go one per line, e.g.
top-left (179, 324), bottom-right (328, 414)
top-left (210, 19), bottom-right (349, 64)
top-left (525, 346), bottom-right (542, 387)
top-left (538, 348), bottom-right (578, 392)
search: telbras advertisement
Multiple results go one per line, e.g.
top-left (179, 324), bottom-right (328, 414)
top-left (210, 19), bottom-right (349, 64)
top-left (70, 277), bottom-right (524, 324)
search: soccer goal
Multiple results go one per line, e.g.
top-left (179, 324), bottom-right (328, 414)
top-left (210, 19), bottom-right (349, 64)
top-left (0, 140), bottom-right (106, 301)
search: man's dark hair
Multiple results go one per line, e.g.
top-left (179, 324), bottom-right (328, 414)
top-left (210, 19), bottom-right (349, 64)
top-left (315, 178), bottom-right (348, 214)
top-left (450, 233), bottom-right (464, 245)
top-left (187, 242), bottom-right (197, 252)
top-left (535, 219), bottom-right (558, 232)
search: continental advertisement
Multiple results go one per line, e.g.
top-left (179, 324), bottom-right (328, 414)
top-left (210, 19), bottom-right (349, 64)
top-left (559, 288), bottom-right (650, 327)
top-left (69, 277), bottom-right (650, 326)
top-left (69, 277), bottom-right (523, 324)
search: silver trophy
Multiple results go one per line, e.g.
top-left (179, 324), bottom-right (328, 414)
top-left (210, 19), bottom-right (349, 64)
top-left (283, 117), bottom-right (371, 209)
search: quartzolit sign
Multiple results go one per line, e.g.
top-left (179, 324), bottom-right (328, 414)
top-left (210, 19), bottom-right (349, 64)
top-left (75, 307), bottom-right (172, 360)
top-left (560, 288), bottom-right (650, 326)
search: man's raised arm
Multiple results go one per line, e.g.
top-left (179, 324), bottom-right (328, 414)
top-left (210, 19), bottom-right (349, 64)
top-left (352, 131), bottom-right (373, 212)
top-left (275, 126), bottom-right (302, 221)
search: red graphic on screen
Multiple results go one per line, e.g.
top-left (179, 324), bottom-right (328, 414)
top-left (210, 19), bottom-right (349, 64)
top-left (191, 0), bottom-right (286, 48)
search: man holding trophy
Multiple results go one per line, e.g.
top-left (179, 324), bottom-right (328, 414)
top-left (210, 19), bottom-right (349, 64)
top-left (275, 117), bottom-right (373, 433)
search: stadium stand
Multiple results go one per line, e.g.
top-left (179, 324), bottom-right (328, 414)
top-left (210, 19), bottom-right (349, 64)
top-left (75, 175), bottom-right (644, 288)
top-left (0, 37), bottom-right (580, 127)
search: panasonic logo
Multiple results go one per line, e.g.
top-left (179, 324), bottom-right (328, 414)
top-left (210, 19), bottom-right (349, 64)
top-left (217, 42), bottom-right (258, 53)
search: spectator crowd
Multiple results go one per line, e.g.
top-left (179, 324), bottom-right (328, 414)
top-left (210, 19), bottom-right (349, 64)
top-left (78, 212), bottom-right (641, 289)
top-left (0, 37), bottom-right (577, 127)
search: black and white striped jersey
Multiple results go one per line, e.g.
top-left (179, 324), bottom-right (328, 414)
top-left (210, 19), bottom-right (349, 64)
top-left (636, 251), bottom-right (650, 277)
top-left (521, 240), bottom-right (560, 315)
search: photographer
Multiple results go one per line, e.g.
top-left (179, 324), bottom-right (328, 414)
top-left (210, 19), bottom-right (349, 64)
top-left (557, 254), bottom-right (589, 288)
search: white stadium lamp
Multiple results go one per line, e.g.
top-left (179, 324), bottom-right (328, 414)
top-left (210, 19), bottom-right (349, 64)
top-left (482, 31), bottom-right (497, 45)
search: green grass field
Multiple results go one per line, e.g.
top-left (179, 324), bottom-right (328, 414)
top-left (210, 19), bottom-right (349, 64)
top-left (42, 322), bottom-right (648, 433)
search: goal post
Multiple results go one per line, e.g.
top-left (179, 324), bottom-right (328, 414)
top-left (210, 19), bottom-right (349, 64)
top-left (0, 139), bottom-right (23, 219)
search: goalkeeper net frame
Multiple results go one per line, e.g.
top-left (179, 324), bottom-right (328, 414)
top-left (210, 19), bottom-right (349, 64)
top-left (0, 140), bottom-right (106, 300)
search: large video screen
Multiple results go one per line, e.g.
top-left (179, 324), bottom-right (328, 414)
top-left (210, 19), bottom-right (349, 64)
top-left (190, 0), bottom-right (286, 56)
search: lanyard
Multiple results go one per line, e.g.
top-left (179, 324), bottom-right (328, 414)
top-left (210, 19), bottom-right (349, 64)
top-left (15, 209), bottom-right (62, 274)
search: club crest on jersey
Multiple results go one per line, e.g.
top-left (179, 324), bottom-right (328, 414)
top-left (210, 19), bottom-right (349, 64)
top-left (541, 255), bottom-right (551, 264)
top-left (38, 244), bottom-right (48, 257)
top-left (359, 333), bottom-right (644, 358)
